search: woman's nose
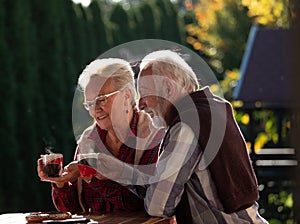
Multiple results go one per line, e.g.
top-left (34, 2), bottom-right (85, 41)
top-left (89, 105), bottom-right (102, 116)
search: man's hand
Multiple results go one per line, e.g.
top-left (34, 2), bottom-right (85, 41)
top-left (97, 153), bottom-right (125, 181)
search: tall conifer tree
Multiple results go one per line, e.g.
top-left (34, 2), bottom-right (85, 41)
top-left (31, 0), bottom-right (68, 155)
top-left (109, 3), bottom-right (132, 45)
top-left (4, 0), bottom-right (40, 211)
top-left (154, 0), bottom-right (184, 43)
top-left (0, 0), bottom-right (18, 212)
top-left (90, 0), bottom-right (110, 54)
top-left (137, 1), bottom-right (160, 38)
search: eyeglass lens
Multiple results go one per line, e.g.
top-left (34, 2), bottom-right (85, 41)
top-left (85, 96), bottom-right (107, 110)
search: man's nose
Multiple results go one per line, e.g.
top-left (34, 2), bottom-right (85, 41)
top-left (138, 98), bottom-right (146, 110)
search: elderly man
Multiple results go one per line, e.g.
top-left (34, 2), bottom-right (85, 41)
top-left (135, 50), bottom-right (268, 223)
top-left (98, 50), bottom-right (268, 223)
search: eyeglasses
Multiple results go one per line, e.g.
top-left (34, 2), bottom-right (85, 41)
top-left (83, 90), bottom-right (120, 110)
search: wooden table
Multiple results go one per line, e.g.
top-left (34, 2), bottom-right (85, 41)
top-left (0, 211), bottom-right (171, 224)
top-left (86, 211), bottom-right (171, 223)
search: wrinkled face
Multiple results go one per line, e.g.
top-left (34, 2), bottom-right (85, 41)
top-left (137, 67), bottom-right (167, 127)
top-left (84, 76), bottom-right (121, 131)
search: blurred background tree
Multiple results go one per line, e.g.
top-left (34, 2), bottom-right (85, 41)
top-left (185, 0), bottom-right (291, 150)
top-left (242, 0), bottom-right (289, 27)
top-left (185, 0), bottom-right (251, 79)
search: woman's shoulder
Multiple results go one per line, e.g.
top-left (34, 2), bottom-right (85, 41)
top-left (77, 123), bottom-right (98, 145)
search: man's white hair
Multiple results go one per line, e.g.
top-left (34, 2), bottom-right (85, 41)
top-left (139, 50), bottom-right (199, 92)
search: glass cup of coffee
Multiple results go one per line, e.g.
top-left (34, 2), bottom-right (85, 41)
top-left (43, 153), bottom-right (63, 177)
top-left (77, 153), bottom-right (99, 177)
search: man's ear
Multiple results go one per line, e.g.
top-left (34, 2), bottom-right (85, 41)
top-left (162, 78), bottom-right (175, 98)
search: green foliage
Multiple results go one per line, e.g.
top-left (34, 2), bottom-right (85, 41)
top-left (214, 1), bottom-right (252, 72)
top-left (186, 0), bottom-right (290, 80)
top-left (3, 0), bottom-right (40, 210)
top-left (127, 7), bottom-right (144, 39)
top-left (154, 0), bottom-right (183, 42)
top-left (186, 0), bottom-right (252, 80)
top-left (109, 3), bottom-right (132, 44)
top-left (260, 180), bottom-right (294, 224)
top-left (89, 1), bottom-right (110, 53)
top-left (135, 1), bottom-right (160, 38)
top-left (71, 3), bottom-right (94, 68)
top-left (0, 0), bottom-right (18, 211)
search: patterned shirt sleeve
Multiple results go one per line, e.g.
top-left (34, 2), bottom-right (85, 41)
top-left (52, 179), bottom-right (82, 213)
top-left (138, 128), bottom-right (163, 165)
top-left (125, 128), bottom-right (164, 198)
top-left (144, 122), bottom-right (202, 217)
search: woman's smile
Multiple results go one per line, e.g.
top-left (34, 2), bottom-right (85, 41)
top-left (96, 113), bottom-right (109, 121)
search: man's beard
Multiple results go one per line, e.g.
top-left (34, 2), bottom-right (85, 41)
top-left (151, 114), bottom-right (166, 128)
top-left (148, 98), bottom-right (168, 128)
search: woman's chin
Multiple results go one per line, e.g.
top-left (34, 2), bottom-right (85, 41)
top-left (96, 119), bottom-right (111, 130)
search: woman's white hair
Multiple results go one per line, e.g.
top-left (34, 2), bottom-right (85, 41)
top-left (139, 50), bottom-right (199, 93)
top-left (78, 58), bottom-right (136, 100)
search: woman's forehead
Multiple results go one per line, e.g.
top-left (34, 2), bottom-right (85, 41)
top-left (85, 76), bottom-right (113, 96)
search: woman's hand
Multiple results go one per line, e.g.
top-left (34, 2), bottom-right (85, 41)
top-left (37, 158), bottom-right (80, 188)
top-left (95, 173), bottom-right (108, 181)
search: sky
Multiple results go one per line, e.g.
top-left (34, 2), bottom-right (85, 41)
top-left (72, 0), bottom-right (91, 7)
top-left (72, 0), bottom-right (124, 7)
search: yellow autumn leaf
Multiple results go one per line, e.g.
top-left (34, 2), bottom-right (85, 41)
top-left (232, 100), bottom-right (243, 108)
top-left (240, 113), bottom-right (250, 125)
top-left (246, 142), bottom-right (252, 151)
top-left (256, 16), bottom-right (269, 25)
top-left (241, 0), bottom-right (250, 6)
top-left (193, 42), bottom-right (202, 50)
top-left (286, 121), bottom-right (291, 129)
top-left (186, 36), bottom-right (197, 45)
top-left (273, 2), bottom-right (284, 17)
top-left (225, 70), bottom-right (239, 80)
top-left (254, 133), bottom-right (268, 152)
top-left (285, 194), bottom-right (293, 208)
top-left (272, 133), bottom-right (279, 144)
top-left (209, 84), bottom-right (221, 93)
top-left (242, 0), bottom-right (288, 27)
top-left (265, 119), bottom-right (273, 132)
top-left (186, 25), bottom-right (198, 36)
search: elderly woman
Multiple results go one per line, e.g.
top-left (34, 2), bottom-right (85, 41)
top-left (37, 58), bottom-right (163, 213)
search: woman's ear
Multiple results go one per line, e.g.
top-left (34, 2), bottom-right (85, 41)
top-left (123, 87), bottom-right (133, 105)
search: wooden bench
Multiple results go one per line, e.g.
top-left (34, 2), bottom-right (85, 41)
top-left (251, 148), bottom-right (297, 220)
top-left (252, 148), bottom-right (297, 179)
